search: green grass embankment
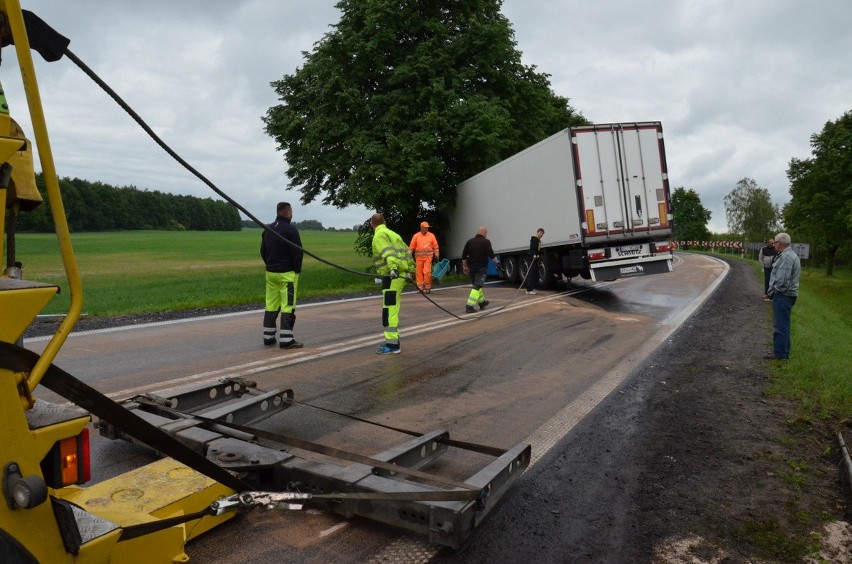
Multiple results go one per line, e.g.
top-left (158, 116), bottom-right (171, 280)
top-left (764, 267), bottom-right (852, 421)
top-left (688, 250), bottom-right (849, 420)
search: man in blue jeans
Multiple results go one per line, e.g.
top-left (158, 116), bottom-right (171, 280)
top-left (764, 232), bottom-right (800, 361)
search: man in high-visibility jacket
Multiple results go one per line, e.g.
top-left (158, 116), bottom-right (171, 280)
top-left (371, 213), bottom-right (415, 355)
top-left (409, 221), bottom-right (440, 293)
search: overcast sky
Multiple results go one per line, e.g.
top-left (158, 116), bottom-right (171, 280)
top-left (5, 1), bottom-right (850, 232)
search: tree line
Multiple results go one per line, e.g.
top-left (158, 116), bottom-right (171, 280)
top-left (670, 109), bottom-right (850, 274)
top-left (240, 219), bottom-right (356, 231)
top-left (16, 173), bottom-right (241, 232)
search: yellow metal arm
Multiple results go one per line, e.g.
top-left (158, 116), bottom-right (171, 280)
top-left (3, 0), bottom-right (84, 401)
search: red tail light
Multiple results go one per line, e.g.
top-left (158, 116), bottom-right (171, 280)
top-left (587, 250), bottom-right (606, 261)
top-left (653, 242), bottom-right (672, 253)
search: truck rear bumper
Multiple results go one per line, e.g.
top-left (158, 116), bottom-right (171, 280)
top-left (590, 255), bottom-right (673, 281)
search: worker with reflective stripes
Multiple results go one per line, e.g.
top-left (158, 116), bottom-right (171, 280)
top-left (260, 202), bottom-right (304, 349)
top-left (409, 221), bottom-right (440, 293)
top-left (371, 213), bottom-right (415, 354)
top-left (461, 226), bottom-right (500, 313)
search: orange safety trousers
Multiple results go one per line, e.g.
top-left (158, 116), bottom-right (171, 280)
top-left (414, 257), bottom-right (434, 290)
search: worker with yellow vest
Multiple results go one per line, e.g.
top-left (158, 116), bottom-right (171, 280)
top-left (409, 221), bottom-right (440, 293)
top-left (371, 213), bottom-right (415, 354)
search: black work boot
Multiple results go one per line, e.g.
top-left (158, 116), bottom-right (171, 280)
top-left (278, 312), bottom-right (303, 349)
top-left (263, 310), bottom-right (278, 345)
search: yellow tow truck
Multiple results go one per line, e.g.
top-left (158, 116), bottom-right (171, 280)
top-left (1, 2), bottom-right (238, 561)
top-left (0, 2), bottom-right (530, 561)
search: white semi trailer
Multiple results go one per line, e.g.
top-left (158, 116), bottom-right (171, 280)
top-left (445, 122), bottom-right (675, 286)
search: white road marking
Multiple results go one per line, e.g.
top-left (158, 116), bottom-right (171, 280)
top-left (75, 286), bottom-right (599, 401)
top-left (320, 523), bottom-right (348, 537)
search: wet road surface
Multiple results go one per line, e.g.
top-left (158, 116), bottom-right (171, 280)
top-left (24, 252), bottom-right (728, 562)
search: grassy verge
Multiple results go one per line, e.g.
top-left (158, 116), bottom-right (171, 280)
top-left (15, 230), bottom-right (379, 315)
top-left (726, 255), bottom-right (849, 561)
top-left (761, 265), bottom-right (852, 421)
top-left (696, 250), bottom-right (850, 421)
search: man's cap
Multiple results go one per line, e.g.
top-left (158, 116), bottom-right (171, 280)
top-left (420, 221), bottom-right (430, 228)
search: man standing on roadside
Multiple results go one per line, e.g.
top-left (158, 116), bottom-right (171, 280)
top-left (261, 202), bottom-right (304, 349)
top-left (525, 228), bottom-right (545, 295)
top-left (409, 221), bottom-right (440, 293)
top-left (758, 237), bottom-right (777, 300)
top-left (461, 226), bottom-right (500, 313)
top-left (764, 232), bottom-right (800, 361)
top-left (371, 213), bottom-right (415, 355)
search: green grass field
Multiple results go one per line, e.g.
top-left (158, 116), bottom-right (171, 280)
top-left (15, 230), bottom-right (379, 315)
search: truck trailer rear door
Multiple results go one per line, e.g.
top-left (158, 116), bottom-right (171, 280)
top-left (572, 122), bottom-right (670, 244)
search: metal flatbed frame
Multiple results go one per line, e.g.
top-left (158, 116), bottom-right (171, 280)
top-left (96, 377), bottom-right (531, 549)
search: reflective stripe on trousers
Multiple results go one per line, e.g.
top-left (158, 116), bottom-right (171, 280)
top-left (264, 271), bottom-right (299, 343)
top-left (382, 277), bottom-right (405, 344)
top-left (466, 288), bottom-right (484, 308)
top-left (466, 268), bottom-right (487, 307)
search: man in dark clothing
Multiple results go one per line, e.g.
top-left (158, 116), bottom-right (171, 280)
top-left (260, 202), bottom-right (304, 349)
top-left (758, 237), bottom-right (776, 300)
top-left (525, 228), bottom-right (545, 295)
top-left (461, 226), bottom-right (500, 313)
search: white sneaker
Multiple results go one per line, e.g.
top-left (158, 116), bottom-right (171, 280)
top-left (526, 290), bottom-right (537, 295)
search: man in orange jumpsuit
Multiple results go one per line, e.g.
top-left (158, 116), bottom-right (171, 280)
top-left (409, 221), bottom-right (440, 293)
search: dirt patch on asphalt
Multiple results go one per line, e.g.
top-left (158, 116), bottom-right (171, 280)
top-left (443, 257), bottom-right (849, 563)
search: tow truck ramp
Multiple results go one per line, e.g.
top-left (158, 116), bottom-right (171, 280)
top-left (95, 377), bottom-right (531, 550)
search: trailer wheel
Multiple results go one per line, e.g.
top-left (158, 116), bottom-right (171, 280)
top-left (538, 259), bottom-right (557, 289)
top-left (518, 256), bottom-right (532, 287)
top-left (502, 256), bottom-right (519, 283)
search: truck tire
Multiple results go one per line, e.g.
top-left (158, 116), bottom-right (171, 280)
top-left (518, 256), bottom-right (532, 287)
top-left (538, 259), bottom-right (557, 289)
top-left (502, 256), bottom-right (519, 283)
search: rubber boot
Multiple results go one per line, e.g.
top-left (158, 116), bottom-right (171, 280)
top-left (279, 312), bottom-right (303, 349)
top-left (263, 310), bottom-right (278, 345)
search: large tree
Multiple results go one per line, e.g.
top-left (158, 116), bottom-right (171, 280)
top-left (723, 177), bottom-right (779, 242)
top-left (264, 0), bottom-right (585, 251)
top-left (671, 187), bottom-right (711, 243)
top-left (784, 110), bottom-right (851, 276)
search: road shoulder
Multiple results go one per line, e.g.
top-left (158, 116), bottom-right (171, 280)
top-left (444, 257), bottom-right (848, 562)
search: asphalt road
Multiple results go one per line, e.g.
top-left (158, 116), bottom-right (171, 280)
top-left (25, 252), bottom-right (728, 562)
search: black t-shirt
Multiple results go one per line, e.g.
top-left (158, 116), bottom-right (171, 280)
top-left (462, 234), bottom-right (495, 269)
